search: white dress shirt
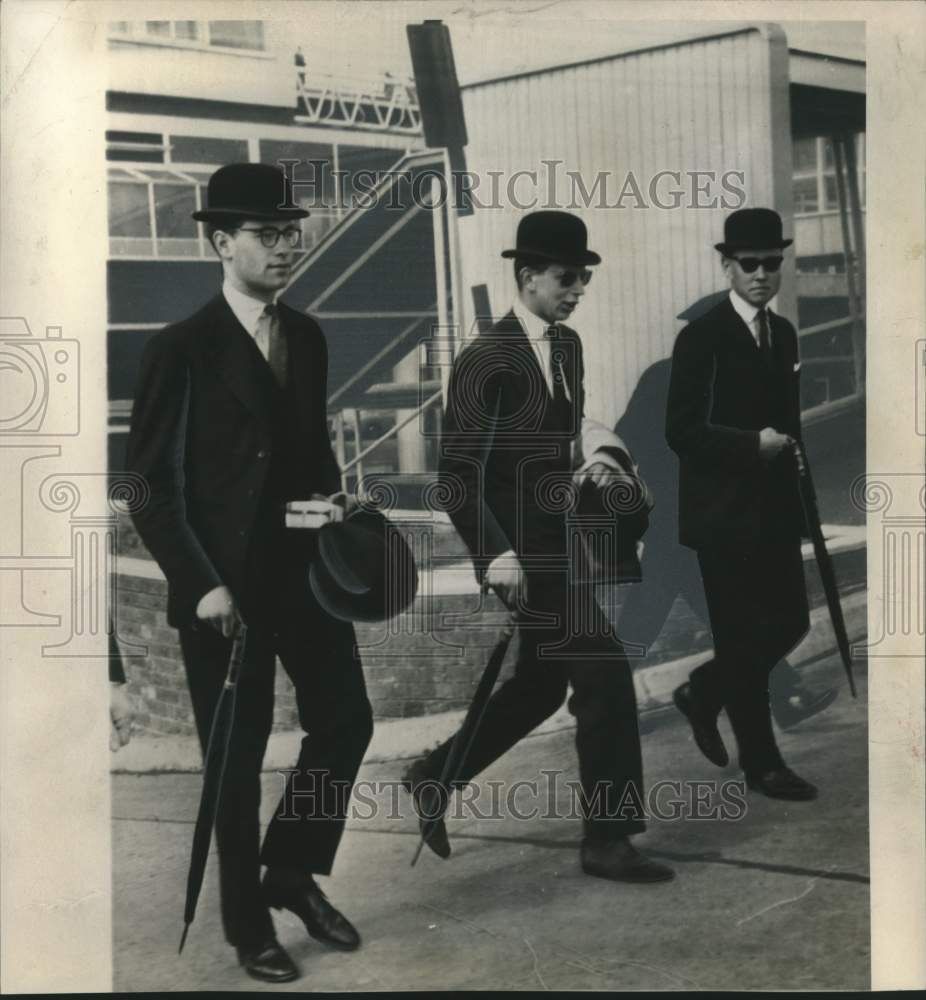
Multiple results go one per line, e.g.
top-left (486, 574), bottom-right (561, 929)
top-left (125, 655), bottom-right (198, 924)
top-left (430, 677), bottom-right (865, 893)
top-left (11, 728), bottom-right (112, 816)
top-left (511, 298), bottom-right (571, 401)
top-left (729, 289), bottom-right (770, 348)
top-left (223, 280), bottom-right (276, 361)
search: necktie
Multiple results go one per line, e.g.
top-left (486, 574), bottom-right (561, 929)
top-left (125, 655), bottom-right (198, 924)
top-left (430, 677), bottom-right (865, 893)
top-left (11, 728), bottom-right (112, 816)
top-left (545, 325), bottom-right (569, 406)
top-left (256, 304), bottom-right (288, 388)
top-left (756, 308), bottom-right (773, 369)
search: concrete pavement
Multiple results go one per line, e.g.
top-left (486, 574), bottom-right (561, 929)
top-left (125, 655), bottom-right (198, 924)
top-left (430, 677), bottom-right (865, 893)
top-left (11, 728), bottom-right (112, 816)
top-left (112, 597), bottom-right (869, 991)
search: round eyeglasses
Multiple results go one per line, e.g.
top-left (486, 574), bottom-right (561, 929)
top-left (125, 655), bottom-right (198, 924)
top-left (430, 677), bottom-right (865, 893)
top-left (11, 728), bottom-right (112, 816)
top-left (235, 226), bottom-right (302, 249)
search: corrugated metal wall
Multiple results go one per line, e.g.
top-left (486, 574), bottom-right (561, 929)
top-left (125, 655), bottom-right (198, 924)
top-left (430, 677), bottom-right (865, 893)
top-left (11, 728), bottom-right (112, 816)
top-left (457, 26), bottom-right (792, 429)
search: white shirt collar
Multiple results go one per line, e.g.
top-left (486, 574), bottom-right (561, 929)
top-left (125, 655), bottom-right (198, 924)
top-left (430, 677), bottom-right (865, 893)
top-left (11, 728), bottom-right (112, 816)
top-left (728, 288), bottom-right (762, 327)
top-left (223, 280), bottom-right (275, 338)
top-left (511, 298), bottom-right (569, 399)
top-left (511, 297), bottom-right (552, 342)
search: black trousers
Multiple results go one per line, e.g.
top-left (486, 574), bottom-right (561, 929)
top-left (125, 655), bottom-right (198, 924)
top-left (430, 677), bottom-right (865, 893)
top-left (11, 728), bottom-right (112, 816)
top-left (616, 537), bottom-right (805, 699)
top-left (178, 593), bottom-right (372, 950)
top-left (691, 540), bottom-right (810, 773)
top-left (420, 571), bottom-right (645, 840)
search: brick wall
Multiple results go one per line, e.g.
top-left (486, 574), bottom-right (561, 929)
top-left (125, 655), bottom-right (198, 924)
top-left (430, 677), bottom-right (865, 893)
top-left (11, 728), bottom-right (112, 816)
top-left (113, 515), bottom-right (865, 738)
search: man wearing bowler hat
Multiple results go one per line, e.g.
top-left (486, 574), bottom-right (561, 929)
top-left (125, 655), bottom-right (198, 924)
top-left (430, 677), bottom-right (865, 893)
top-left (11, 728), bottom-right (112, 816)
top-left (126, 163), bottom-right (373, 982)
top-left (667, 207), bottom-right (818, 800)
top-left (403, 210), bottom-right (674, 884)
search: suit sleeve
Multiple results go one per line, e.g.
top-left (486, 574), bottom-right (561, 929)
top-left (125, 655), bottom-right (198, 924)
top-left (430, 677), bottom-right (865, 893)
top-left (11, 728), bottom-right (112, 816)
top-left (438, 345), bottom-right (512, 580)
top-left (312, 323), bottom-right (342, 496)
top-left (125, 331), bottom-right (223, 610)
top-left (665, 324), bottom-right (761, 471)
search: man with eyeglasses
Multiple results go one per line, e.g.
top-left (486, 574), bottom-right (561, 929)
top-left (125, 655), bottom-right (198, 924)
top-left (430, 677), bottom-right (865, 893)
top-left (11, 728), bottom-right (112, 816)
top-left (403, 210), bottom-right (675, 885)
top-left (126, 163), bottom-right (372, 983)
top-left (666, 207), bottom-right (818, 801)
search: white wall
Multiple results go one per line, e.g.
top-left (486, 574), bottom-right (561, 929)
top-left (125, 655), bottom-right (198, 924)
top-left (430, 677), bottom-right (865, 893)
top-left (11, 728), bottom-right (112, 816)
top-left (456, 26), bottom-right (794, 429)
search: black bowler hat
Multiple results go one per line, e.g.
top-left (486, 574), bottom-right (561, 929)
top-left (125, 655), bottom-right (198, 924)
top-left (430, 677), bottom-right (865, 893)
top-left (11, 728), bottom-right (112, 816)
top-left (309, 509), bottom-right (418, 623)
top-left (501, 210), bottom-right (601, 265)
top-left (714, 207), bottom-right (792, 254)
top-left (191, 163), bottom-right (309, 223)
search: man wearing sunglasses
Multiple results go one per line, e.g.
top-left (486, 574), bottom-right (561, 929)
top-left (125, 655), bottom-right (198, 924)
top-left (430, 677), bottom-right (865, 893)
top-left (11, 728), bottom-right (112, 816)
top-left (127, 163), bottom-right (372, 983)
top-left (666, 207), bottom-right (818, 801)
top-left (404, 210), bottom-right (674, 885)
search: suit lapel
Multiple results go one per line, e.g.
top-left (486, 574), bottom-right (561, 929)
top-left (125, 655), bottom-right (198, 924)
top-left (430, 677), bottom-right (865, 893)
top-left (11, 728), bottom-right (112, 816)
top-left (207, 295), bottom-right (274, 430)
top-left (278, 306), bottom-right (317, 439)
top-left (499, 310), bottom-right (550, 404)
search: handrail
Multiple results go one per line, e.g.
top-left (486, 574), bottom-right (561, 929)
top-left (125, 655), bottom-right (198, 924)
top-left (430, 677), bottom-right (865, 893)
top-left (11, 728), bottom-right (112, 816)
top-left (341, 389), bottom-right (443, 477)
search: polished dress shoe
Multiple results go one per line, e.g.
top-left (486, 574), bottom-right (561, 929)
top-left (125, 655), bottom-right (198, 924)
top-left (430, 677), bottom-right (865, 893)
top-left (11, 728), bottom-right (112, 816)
top-left (401, 758), bottom-right (451, 860)
top-left (673, 682), bottom-right (729, 767)
top-left (745, 766), bottom-right (818, 801)
top-left (236, 938), bottom-right (299, 983)
top-left (263, 873), bottom-right (361, 952)
top-left (581, 837), bottom-right (675, 883)
top-left (771, 687), bottom-right (838, 729)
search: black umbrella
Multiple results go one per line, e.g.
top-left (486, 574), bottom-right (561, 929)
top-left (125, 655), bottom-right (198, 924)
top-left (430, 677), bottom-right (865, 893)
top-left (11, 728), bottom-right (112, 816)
top-left (411, 605), bottom-right (517, 866)
top-left (792, 441), bottom-right (857, 697)
top-left (178, 622), bottom-right (249, 953)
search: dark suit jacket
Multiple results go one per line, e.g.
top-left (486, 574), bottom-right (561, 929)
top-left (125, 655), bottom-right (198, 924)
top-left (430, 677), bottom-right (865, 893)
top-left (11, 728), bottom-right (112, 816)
top-left (665, 296), bottom-right (804, 553)
top-left (438, 311), bottom-right (587, 579)
top-left (126, 293), bottom-right (340, 627)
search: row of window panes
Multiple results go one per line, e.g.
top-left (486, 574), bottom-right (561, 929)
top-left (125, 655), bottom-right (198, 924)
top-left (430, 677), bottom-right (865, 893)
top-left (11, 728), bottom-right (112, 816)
top-left (792, 134), bottom-right (866, 216)
top-left (107, 179), bottom-right (341, 256)
top-left (109, 20), bottom-right (265, 51)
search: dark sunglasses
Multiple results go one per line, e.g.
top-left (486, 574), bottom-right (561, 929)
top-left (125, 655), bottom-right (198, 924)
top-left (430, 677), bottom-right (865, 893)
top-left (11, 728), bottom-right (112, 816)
top-left (732, 255), bottom-right (784, 274)
top-left (553, 268), bottom-right (594, 288)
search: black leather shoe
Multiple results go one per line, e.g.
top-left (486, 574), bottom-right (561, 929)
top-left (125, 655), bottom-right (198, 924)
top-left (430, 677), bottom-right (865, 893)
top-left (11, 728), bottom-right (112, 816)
top-left (581, 837), bottom-right (675, 884)
top-left (263, 875), bottom-right (361, 952)
top-left (401, 759), bottom-right (451, 860)
top-left (746, 766), bottom-right (818, 801)
top-left (771, 687), bottom-right (838, 729)
top-left (236, 938), bottom-right (299, 983)
top-left (673, 682), bottom-right (729, 767)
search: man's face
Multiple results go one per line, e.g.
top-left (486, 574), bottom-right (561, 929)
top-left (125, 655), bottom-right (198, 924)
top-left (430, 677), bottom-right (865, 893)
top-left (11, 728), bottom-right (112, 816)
top-left (522, 262), bottom-right (591, 325)
top-left (723, 247), bottom-right (783, 308)
top-left (215, 219), bottom-right (300, 301)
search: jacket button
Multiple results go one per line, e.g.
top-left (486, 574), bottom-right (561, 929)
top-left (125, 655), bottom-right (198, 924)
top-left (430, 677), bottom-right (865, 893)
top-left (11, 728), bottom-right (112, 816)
top-left (239, 529), bottom-right (246, 536)
top-left (257, 449), bottom-right (267, 459)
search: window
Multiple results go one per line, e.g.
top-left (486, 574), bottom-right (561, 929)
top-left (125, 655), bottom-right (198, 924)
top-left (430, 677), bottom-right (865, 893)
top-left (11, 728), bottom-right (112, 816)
top-left (106, 130), bottom-right (165, 164)
top-left (169, 135), bottom-right (248, 165)
top-left (107, 20), bottom-right (266, 52)
top-left (108, 167), bottom-right (212, 257)
top-left (792, 134), bottom-right (866, 217)
top-left (207, 21), bottom-right (265, 51)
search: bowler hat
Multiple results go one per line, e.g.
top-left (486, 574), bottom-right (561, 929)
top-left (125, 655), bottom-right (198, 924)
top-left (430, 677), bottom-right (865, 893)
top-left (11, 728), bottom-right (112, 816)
top-left (309, 509), bottom-right (418, 622)
top-left (714, 207), bottom-right (792, 254)
top-left (501, 211), bottom-right (601, 265)
top-left (191, 163), bottom-right (309, 223)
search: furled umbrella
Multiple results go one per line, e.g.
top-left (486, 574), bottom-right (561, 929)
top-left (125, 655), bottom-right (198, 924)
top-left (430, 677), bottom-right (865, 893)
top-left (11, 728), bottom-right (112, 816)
top-left (411, 603), bottom-right (517, 866)
top-left (792, 441), bottom-right (857, 697)
top-left (178, 622), bottom-right (249, 953)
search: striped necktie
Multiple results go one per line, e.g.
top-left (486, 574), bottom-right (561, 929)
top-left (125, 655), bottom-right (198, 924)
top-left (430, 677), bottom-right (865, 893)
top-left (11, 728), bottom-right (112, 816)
top-left (756, 308), bottom-right (773, 370)
top-left (256, 303), bottom-right (288, 388)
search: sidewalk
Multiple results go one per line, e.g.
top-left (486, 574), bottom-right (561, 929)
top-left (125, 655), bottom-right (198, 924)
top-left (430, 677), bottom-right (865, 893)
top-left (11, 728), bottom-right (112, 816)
top-left (112, 606), bottom-right (870, 991)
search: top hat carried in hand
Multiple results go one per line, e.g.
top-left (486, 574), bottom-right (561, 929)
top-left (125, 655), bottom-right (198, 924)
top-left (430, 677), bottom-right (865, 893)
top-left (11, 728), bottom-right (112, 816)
top-left (714, 207), bottom-right (792, 254)
top-left (192, 163), bottom-right (309, 223)
top-left (309, 509), bottom-right (418, 623)
top-left (501, 210), bottom-right (601, 265)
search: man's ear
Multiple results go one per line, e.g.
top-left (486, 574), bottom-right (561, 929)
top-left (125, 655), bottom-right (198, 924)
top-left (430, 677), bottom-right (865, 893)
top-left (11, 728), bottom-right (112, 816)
top-left (212, 229), bottom-right (234, 261)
